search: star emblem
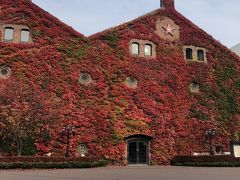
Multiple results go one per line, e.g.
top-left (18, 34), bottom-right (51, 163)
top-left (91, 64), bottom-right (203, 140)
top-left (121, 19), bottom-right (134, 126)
top-left (162, 24), bottom-right (175, 36)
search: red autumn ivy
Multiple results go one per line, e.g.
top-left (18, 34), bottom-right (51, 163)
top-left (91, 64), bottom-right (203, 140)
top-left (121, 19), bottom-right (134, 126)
top-left (0, 0), bottom-right (240, 165)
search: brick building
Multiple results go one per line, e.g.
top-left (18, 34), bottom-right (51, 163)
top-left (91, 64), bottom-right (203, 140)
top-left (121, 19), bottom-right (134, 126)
top-left (0, 0), bottom-right (240, 165)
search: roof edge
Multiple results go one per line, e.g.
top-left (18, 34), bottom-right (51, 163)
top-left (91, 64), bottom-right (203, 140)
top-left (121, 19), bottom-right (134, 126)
top-left (88, 8), bottom-right (162, 39)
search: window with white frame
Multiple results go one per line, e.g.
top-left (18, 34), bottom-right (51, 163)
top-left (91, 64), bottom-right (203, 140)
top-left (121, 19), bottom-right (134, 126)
top-left (4, 27), bottom-right (14, 41)
top-left (20, 29), bottom-right (30, 42)
top-left (131, 42), bottom-right (140, 55)
top-left (144, 44), bottom-right (152, 56)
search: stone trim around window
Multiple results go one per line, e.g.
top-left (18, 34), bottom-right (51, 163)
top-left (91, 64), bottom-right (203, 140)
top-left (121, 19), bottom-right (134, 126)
top-left (0, 24), bottom-right (32, 43)
top-left (183, 46), bottom-right (207, 63)
top-left (129, 39), bottom-right (156, 58)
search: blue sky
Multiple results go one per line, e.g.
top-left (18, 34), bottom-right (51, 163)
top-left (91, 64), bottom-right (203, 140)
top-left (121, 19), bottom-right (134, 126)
top-left (32, 0), bottom-right (240, 48)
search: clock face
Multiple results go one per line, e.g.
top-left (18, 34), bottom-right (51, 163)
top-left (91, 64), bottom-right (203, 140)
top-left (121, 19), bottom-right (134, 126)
top-left (155, 17), bottom-right (180, 41)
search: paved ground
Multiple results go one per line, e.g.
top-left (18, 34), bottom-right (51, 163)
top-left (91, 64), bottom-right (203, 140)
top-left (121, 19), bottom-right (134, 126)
top-left (1, 166), bottom-right (240, 180)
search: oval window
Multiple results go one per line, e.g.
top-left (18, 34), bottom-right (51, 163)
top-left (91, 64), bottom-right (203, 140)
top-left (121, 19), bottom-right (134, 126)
top-left (125, 77), bottom-right (138, 88)
top-left (79, 73), bottom-right (92, 85)
top-left (0, 66), bottom-right (11, 79)
top-left (189, 82), bottom-right (200, 93)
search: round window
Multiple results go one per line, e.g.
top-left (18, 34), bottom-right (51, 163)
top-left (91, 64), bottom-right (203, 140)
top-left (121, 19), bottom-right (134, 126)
top-left (189, 83), bottom-right (200, 93)
top-left (125, 77), bottom-right (138, 88)
top-left (77, 144), bottom-right (88, 157)
top-left (79, 73), bottom-right (92, 85)
top-left (0, 66), bottom-right (11, 79)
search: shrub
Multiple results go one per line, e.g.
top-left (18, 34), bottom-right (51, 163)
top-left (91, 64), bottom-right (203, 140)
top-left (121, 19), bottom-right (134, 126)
top-left (0, 160), bottom-right (109, 169)
top-left (0, 156), bottom-right (109, 169)
top-left (0, 156), bottom-right (102, 163)
top-left (172, 155), bottom-right (240, 167)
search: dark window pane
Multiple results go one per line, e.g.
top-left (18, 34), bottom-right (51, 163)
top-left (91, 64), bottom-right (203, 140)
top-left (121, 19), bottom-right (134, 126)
top-left (128, 142), bottom-right (137, 164)
top-left (186, 48), bottom-right (193, 60)
top-left (197, 50), bottom-right (205, 61)
top-left (138, 142), bottom-right (147, 164)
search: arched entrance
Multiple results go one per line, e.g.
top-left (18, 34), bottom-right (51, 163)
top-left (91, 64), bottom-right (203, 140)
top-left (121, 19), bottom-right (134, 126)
top-left (125, 134), bottom-right (152, 165)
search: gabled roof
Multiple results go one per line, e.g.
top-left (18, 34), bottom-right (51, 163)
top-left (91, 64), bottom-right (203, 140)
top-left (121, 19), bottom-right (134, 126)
top-left (88, 5), bottom-right (240, 61)
top-left (88, 7), bottom-right (200, 40)
top-left (88, 8), bottom-right (161, 39)
top-left (0, 0), bottom-right (84, 38)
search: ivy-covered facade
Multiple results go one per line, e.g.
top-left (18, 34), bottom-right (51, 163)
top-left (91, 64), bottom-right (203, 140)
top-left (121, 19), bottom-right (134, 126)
top-left (0, 0), bottom-right (240, 165)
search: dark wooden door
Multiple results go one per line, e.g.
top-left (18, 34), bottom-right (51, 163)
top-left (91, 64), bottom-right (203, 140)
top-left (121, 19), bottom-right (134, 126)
top-left (128, 140), bottom-right (148, 164)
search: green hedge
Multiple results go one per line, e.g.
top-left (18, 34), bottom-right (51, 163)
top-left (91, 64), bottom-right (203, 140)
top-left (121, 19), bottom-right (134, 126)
top-left (0, 156), bottom-right (101, 163)
top-left (0, 160), bottom-right (109, 169)
top-left (174, 161), bottom-right (240, 167)
top-left (172, 155), bottom-right (240, 167)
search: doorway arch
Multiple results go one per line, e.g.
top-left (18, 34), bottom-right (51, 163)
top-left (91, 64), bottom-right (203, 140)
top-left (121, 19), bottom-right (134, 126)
top-left (125, 134), bottom-right (152, 165)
